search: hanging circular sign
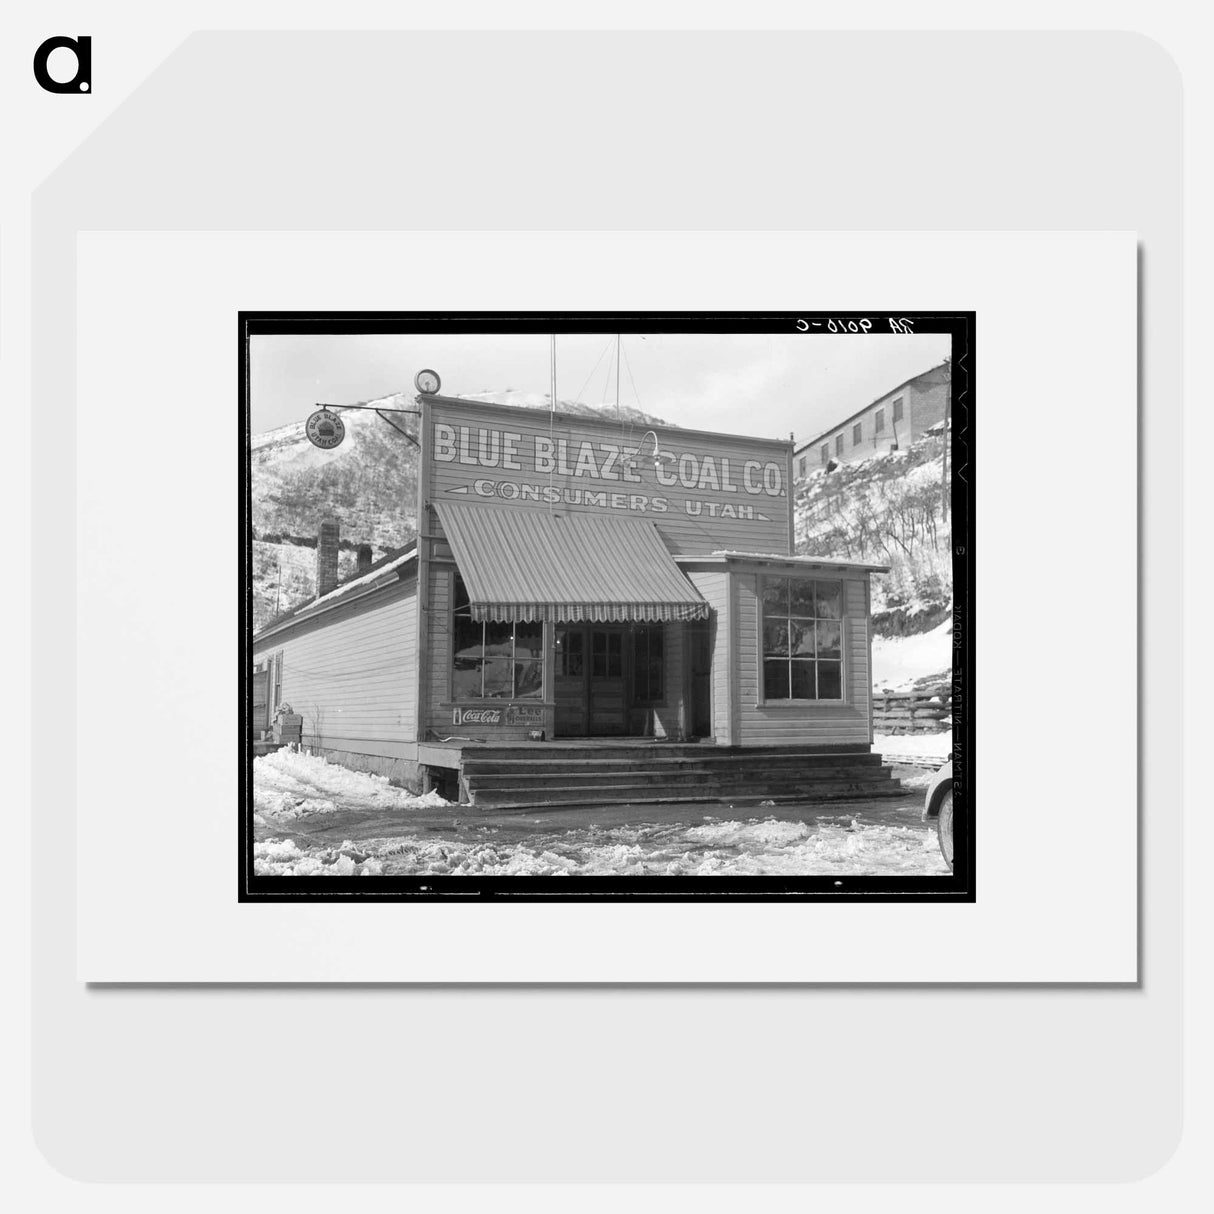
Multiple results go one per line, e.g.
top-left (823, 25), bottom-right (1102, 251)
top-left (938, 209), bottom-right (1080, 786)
top-left (305, 408), bottom-right (345, 450)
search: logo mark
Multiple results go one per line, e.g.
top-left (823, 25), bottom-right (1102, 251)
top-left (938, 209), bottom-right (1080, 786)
top-left (33, 35), bottom-right (91, 93)
top-left (305, 408), bottom-right (346, 450)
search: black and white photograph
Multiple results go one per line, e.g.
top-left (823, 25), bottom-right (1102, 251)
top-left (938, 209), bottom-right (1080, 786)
top-left (241, 312), bottom-right (973, 899)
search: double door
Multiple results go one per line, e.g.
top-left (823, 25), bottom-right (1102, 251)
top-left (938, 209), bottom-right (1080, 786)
top-left (554, 626), bottom-right (629, 736)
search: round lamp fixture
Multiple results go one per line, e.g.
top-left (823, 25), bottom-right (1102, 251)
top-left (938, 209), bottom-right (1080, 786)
top-left (414, 368), bottom-right (441, 395)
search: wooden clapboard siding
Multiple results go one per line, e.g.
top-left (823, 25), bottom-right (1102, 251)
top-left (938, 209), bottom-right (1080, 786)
top-left (732, 572), bottom-right (871, 747)
top-left (424, 563), bottom-right (453, 738)
top-left (252, 574), bottom-right (418, 759)
top-left (684, 570), bottom-right (732, 744)
top-left (425, 396), bottom-right (793, 557)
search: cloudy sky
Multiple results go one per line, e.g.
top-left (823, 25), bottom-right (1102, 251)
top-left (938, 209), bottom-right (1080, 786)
top-left (250, 330), bottom-right (951, 447)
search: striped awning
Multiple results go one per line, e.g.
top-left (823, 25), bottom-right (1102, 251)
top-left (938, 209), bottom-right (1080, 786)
top-left (435, 502), bottom-right (710, 624)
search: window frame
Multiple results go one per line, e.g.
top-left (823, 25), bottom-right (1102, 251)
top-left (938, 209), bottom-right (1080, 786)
top-left (875, 408), bottom-right (885, 434)
top-left (892, 396), bottom-right (904, 424)
top-left (820, 443), bottom-right (830, 465)
top-left (756, 575), bottom-right (847, 705)
top-left (451, 572), bottom-right (545, 702)
top-left (852, 422), bottom-right (862, 446)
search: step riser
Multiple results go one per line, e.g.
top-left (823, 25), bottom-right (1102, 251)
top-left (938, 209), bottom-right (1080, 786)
top-left (463, 756), bottom-right (885, 778)
top-left (471, 787), bottom-right (907, 811)
top-left (463, 745), bottom-right (875, 763)
top-left (470, 778), bottom-right (903, 808)
top-left (466, 766), bottom-right (894, 790)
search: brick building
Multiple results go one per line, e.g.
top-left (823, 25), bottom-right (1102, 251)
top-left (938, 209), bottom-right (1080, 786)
top-left (794, 360), bottom-right (951, 480)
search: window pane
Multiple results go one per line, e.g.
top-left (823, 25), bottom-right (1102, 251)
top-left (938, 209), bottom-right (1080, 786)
top-left (790, 659), bottom-right (816, 699)
top-left (816, 619), bottom-right (842, 659)
top-left (452, 661), bottom-right (482, 700)
top-left (515, 621), bottom-right (543, 660)
top-left (607, 635), bottom-right (622, 678)
top-left (481, 657), bottom-right (513, 698)
top-left (764, 659), bottom-right (790, 700)
top-left (453, 614), bottom-right (483, 662)
top-left (761, 577), bottom-right (789, 615)
top-left (816, 581), bottom-right (843, 619)
top-left (817, 660), bottom-right (843, 699)
top-left (763, 619), bottom-right (790, 657)
top-left (788, 578), bottom-right (815, 616)
top-left (558, 629), bottom-right (582, 676)
top-left (789, 619), bottom-right (816, 657)
top-left (483, 619), bottom-right (513, 657)
top-left (514, 660), bottom-right (543, 699)
top-left (452, 574), bottom-right (470, 611)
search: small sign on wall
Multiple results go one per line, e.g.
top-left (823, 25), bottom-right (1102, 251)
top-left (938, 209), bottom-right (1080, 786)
top-left (451, 705), bottom-right (546, 727)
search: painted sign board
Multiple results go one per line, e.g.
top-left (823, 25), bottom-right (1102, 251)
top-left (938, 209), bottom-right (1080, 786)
top-left (451, 705), bottom-right (547, 727)
top-left (426, 397), bottom-right (793, 556)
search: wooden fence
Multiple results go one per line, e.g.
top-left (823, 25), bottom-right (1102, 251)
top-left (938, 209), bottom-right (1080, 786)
top-left (872, 686), bottom-right (952, 734)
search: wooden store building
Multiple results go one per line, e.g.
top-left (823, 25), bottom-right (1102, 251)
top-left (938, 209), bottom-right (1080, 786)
top-left (251, 388), bottom-right (899, 808)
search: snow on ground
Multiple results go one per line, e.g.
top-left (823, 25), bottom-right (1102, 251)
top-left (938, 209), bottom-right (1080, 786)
top-left (873, 732), bottom-right (951, 764)
top-left (253, 816), bottom-right (948, 877)
top-left (254, 747), bottom-right (449, 820)
top-left (871, 618), bottom-right (952, 691)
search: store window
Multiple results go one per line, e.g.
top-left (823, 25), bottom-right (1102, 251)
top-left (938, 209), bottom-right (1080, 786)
top-left (452, 574), bottom-right (543, 699)
top-left (631, 626), bottom-right (665, 703)
top-left (760, 576), bottom-right (843, 701)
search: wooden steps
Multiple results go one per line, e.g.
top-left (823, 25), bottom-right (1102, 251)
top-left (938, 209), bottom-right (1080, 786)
top-left (460, 743), bottom-right (902, 811)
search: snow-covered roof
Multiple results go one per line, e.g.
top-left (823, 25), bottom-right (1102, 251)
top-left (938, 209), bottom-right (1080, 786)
top-left (253, 543), bottom-right (418, 643)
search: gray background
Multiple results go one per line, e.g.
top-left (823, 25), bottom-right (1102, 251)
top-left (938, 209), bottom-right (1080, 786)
top-left (32, 31), bottom-right (1180, 1180)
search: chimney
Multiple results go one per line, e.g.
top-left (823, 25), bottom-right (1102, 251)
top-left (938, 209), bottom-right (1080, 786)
top-left (357, 543), bottom-right (373, 576)
top-left (316, 520), bottom-right (340, 598)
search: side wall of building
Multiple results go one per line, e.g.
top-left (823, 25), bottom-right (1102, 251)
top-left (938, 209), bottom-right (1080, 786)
top-left (732, 571), bottom-right (872, 747)
top-left (253, 573), bottom-right (420, 782)
top-left (907, 378), bottom-right (949, 441)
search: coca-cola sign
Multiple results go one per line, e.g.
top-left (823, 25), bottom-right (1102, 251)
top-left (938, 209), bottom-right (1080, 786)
top-left (452, 707), bottom-right (503, 726)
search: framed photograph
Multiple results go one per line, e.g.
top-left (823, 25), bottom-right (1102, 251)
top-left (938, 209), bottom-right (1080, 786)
top-left (241, 311), bottom-right (974, 901)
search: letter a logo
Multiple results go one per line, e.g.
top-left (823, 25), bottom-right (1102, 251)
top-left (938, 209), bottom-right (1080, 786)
top-left (33, 35), bottom-right (92, 93)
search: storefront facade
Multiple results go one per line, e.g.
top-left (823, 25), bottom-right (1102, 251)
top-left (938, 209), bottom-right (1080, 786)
top-left (253, 392), bottom-right (888, 793)
top-left (415, 394), bottom-right (883, 749)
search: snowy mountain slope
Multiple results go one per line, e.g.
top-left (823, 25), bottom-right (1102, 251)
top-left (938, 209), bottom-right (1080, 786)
top-left (794, 428), bottom-right (952, 640)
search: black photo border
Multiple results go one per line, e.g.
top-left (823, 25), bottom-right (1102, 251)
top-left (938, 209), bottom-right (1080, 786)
top-left (239, 311), bottom-right (974, 902)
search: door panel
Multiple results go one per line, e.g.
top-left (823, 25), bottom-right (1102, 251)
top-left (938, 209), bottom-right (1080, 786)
top-left (589, 629), bottom-right (627, 735)
top-left (554, 627), bottom-right (587, 737)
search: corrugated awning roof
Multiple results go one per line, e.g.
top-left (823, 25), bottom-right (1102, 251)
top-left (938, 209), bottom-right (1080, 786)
top-left (435, 502), bottom-right (709, 624)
